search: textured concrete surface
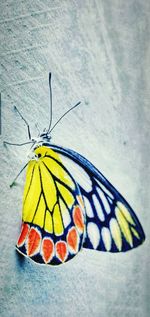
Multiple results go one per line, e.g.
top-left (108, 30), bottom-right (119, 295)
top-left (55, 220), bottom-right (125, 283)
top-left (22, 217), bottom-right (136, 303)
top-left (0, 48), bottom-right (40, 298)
top-left (0, 1), bottom-right (149, 317)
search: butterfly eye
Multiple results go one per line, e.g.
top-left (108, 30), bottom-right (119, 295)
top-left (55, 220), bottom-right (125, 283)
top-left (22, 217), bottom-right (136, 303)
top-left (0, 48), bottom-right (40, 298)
top-left (34, 153), bottom-right (42, 159)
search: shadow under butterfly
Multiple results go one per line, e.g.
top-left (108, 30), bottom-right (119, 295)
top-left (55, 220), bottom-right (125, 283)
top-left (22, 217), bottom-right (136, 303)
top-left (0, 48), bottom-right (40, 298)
top-left (4, 73), bottom-right (145, 266)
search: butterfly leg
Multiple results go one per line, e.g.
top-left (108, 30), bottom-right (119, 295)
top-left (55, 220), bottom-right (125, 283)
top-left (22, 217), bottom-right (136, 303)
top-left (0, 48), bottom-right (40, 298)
top-left (3, 106), bottom-right (33, 146)
top-left (9, 162), bottom-right (28, 188)
top-left (14, 106), bottom-right (31, 139)
top-left (3, 140), bottom-right (33, 146)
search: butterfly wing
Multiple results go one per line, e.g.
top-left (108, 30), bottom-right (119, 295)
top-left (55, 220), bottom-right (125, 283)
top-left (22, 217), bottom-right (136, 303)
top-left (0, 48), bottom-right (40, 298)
top-left (16, 146), bottom-right (85, 265)
top-left (49, 144), bottom-right (145, 253)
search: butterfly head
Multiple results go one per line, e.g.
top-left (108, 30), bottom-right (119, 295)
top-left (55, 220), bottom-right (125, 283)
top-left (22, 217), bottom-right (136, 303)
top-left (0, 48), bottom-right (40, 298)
top-left (39, 131), bottom-right (51, 142)
top-left (31, 130), bottom-right (51, 146)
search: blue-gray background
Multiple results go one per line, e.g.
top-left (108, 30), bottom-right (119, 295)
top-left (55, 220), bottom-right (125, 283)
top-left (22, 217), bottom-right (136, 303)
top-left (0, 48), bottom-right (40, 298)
top-left (0, 1), bottom-right (149, 316)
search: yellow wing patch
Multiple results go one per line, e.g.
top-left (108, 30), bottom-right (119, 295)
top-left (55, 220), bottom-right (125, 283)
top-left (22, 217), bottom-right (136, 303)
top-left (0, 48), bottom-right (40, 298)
top-left (57, 183), bottom-right (75, 207)
top-left (23, 164), bottom-right (41, 222)
top-left (117, 202), bottom-right (135, 226)
top-left (45, 211), bottom-right (53, 233)
top-left (115, 206), bottom-right (133, 247)
top-left (53, 204), bottom-right (63, 236)
top-left (23, 161), bottom-right (35, 201)
top-left (34, 195), bottom-right (45, 228)
top-left (40, 162), bottom-right (57, 211)
top-left (22, 146), bottom-right (76, 235)
top-left (43, 157), bottom-right (75, 189)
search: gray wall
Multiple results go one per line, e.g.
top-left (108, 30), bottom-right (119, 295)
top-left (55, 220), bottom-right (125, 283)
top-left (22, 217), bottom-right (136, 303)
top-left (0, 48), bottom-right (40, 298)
top-left (0, 1), bottom-right (149, 316)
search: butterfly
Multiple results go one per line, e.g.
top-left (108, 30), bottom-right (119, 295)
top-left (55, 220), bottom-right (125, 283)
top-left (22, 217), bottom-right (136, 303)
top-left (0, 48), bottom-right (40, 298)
top-left (5, 73), bottom-right (145, 266)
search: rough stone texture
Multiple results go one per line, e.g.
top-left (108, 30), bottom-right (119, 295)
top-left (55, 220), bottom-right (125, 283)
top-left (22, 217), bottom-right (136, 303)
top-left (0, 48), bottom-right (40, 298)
top-left (0, 1), bottom-right (149, 317)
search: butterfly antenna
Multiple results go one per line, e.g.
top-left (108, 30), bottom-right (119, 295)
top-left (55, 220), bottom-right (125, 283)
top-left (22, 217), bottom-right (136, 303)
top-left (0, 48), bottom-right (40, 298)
top-left (35, 123), bottom-right (40, 135)
top-left (47, 73), bottom-right (53, 134)
top-left (50, 101), bottom-right (81, 133)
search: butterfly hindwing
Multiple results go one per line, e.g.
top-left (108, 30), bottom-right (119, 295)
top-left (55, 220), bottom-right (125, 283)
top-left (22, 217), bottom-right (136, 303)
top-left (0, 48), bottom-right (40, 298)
top-left (81, 178), bottom-right (144, 252)
top-left (49, 144), bottom-right (145, 253)
top-left (16, 146), bottom-right (85, 265)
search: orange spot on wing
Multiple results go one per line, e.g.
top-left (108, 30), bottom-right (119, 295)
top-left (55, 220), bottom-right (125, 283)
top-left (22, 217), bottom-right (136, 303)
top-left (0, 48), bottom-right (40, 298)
top-left (73, 206), bottom-right (84, 232)
top-left (42, 238), bottom-right (54, 263)
top-left (67, 227), bottom-right (79, 253)
top-left (56, 241), bottom-right (67, 262)
top-left (17, 223), bottom-right (29, 247)
top-left (27, 227), bottom-right (41, 257)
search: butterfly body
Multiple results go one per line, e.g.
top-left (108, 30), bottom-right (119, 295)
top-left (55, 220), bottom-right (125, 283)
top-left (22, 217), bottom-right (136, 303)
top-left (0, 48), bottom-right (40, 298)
top-left (16, 136), bottom-right (145, 265)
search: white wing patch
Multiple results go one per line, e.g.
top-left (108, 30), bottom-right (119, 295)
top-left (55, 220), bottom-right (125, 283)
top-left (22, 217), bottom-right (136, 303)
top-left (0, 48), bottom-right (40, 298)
top-left (87, 222), bottom-right (100, 249)
top-left (60, 155), bottom-right (92, 192)
top-left (95, 179), bottom-right (114, 200)
top-left (93, 194), bottom-right (105, 221)
top-left (84, 196), bottom-right (94, 218)
top-left (59, 199), bottom-right (71, 228)
top-left (96, 187), bottom-right (111, 214)
top-left (101, 227), bottom-right (112, 251)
